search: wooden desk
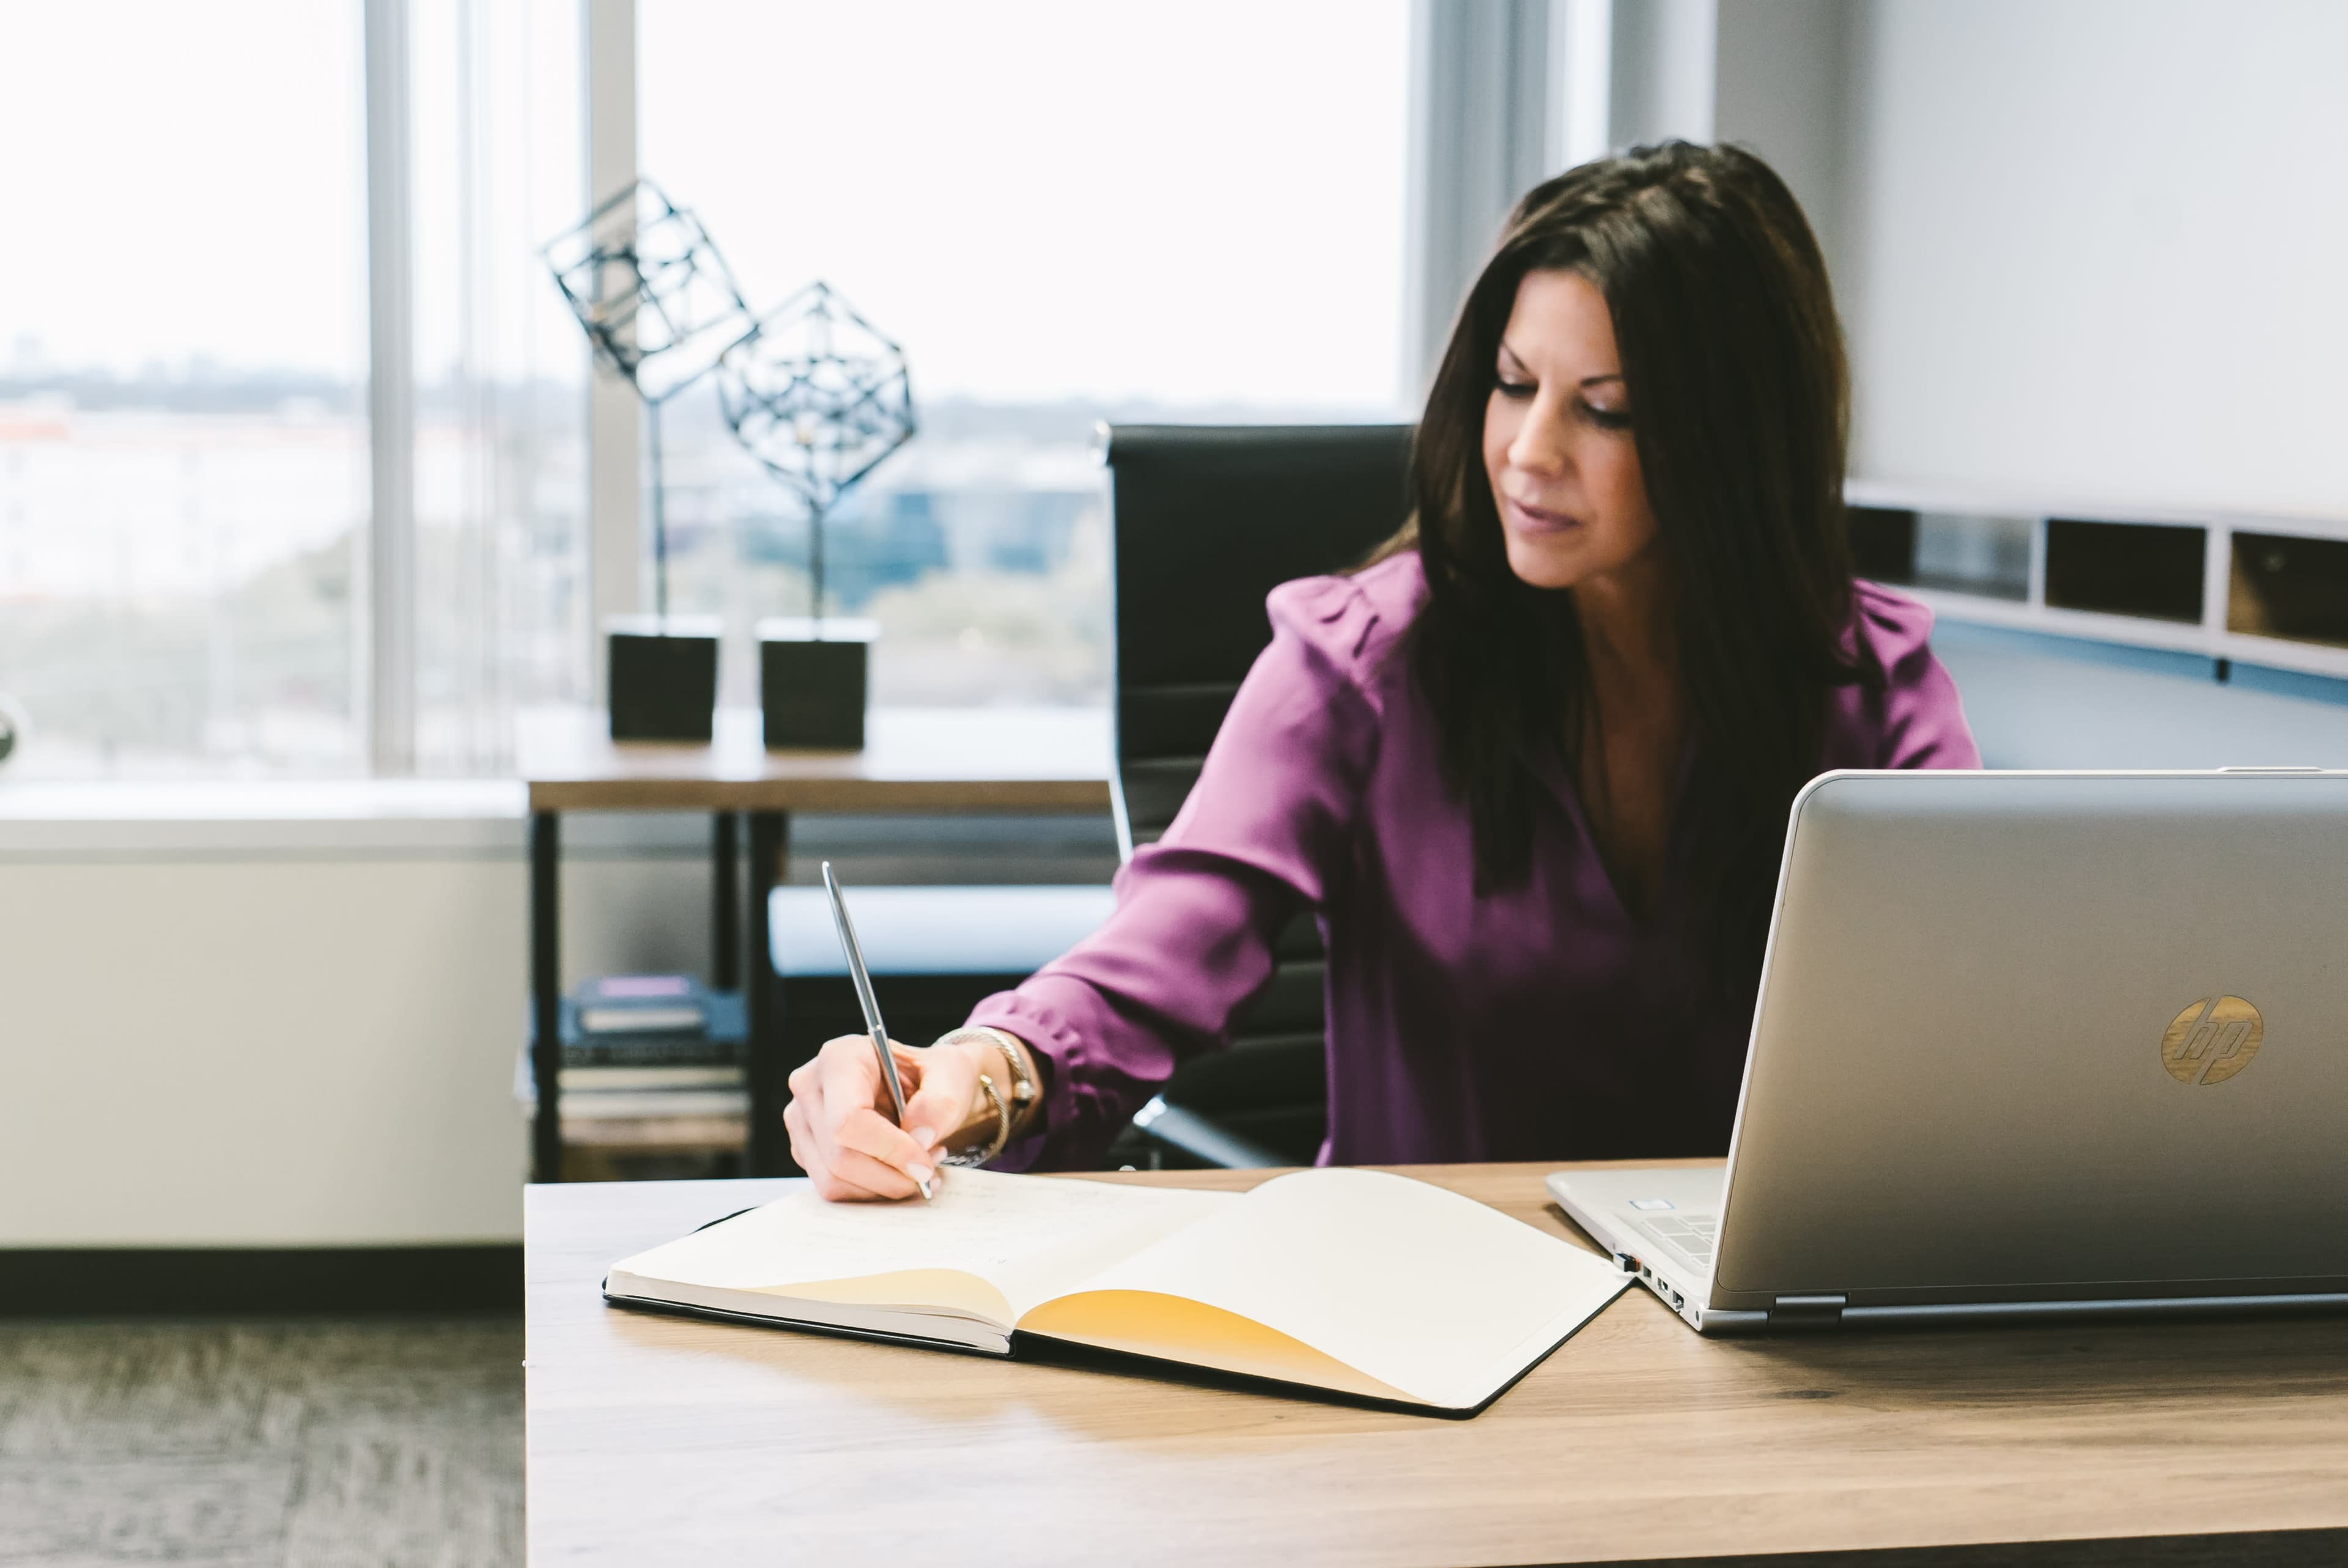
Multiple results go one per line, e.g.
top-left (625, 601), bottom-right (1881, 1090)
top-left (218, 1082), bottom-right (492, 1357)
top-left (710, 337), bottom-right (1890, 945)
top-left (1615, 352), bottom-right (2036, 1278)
top-left (526, 1162), bottom-right (2348, 1567)
top-left (518, 705), bottom-right (1111, 1180)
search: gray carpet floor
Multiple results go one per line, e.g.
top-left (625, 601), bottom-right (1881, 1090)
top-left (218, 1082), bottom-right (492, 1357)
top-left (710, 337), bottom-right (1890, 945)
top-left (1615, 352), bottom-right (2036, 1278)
top-left (0, 1317), bottom-right (522, 1568)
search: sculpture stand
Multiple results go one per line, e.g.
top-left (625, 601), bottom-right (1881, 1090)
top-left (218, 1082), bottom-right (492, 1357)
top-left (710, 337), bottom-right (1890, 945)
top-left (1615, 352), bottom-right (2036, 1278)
top-left (756, 614), bottom-right (875, 751)
top-left (646, 396), bottom-right (669, 619)
top-left (715, 283), bottom-right (915, 753)
top-left (605, 614), bottom-right (721, 743)
top-left (543, 179), bottom-right (756, 744)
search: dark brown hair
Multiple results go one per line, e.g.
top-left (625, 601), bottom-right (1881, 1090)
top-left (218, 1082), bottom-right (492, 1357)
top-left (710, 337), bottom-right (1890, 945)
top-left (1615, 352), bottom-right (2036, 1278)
top-left (1396, 141), bottom-right (1858, 963)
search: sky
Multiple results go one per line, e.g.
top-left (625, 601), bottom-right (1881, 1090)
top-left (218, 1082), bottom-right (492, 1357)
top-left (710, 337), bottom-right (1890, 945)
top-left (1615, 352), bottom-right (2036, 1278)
top-left (638, 0), bottom-right (1411, 410)
top-left (0, 0), bottom-right (1411, 413)
top-left (0, 1), bottom-right (369, 381)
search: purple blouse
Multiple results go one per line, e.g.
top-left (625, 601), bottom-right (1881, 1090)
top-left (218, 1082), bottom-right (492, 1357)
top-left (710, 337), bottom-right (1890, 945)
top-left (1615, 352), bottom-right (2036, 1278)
top-left (970, 551), bottom-right (1981, 1172)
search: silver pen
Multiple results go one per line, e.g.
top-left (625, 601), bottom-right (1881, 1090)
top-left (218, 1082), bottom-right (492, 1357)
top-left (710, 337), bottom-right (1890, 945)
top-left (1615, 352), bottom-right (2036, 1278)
top-left (821, 861), bottom-right (932, 1201)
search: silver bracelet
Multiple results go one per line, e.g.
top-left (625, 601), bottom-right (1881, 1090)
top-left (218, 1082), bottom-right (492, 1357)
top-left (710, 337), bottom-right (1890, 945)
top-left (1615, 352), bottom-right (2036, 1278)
top-left (936, 1026), bottom-right (1038, 1118)
top-left (937, 1072), bottom-right (1010, 1168)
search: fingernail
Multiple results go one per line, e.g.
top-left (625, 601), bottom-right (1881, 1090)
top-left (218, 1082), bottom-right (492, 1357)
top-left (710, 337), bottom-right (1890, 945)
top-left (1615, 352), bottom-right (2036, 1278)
top-left (908, 1162), bottom-right (934, 1185)
top-left (912, 1126), bottom-right (938, 1150)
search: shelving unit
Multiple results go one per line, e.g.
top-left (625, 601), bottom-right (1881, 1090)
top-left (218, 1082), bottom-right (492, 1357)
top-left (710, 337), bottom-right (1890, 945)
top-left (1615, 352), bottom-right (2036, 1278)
top-left (517, 987), bottom-right (750, 1182)
top-left (1847, 481), bottom-right (2348, 688)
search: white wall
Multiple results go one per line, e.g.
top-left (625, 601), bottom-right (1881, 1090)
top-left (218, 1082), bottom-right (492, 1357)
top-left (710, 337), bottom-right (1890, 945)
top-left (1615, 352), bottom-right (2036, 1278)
top-left (1840, 0), bottom-right (2348, 518)
top-left (1712, 0), bottom-right (1855, 284)
top-left (2, 853), bottom-right (531, 1246)
top-left (1570, 0), bottom-right (1861, 316)
top-left (0, 801), bottom-right (712, 1246)
top-left (1607, 0), bottom-right (1721, 149)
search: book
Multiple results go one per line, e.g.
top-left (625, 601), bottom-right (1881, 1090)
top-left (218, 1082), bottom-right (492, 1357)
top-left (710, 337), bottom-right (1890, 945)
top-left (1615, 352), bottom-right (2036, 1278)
top-left (552, 1088), bottom-right (748, 1120)
top-left (559, 1029), bottom-right (736, 1068)
top-left (526, 992), bottom-right (745, 1069)
top-left (580, 1004), bottom-right (706, 1033)
top-left (604, 1166), bottom-right (1631, 1415)
top-left (514, 1051), bottom-right (747, 1117)
top-left (558, 1064), bottom-right (744, 1092)
top-left (575, 974), bottom-right (708, 1035)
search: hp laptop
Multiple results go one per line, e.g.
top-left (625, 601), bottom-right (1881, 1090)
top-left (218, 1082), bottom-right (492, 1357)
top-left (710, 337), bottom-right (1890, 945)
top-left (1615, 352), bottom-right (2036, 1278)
top-left (1550, 768), bottom-right (2348, 1334)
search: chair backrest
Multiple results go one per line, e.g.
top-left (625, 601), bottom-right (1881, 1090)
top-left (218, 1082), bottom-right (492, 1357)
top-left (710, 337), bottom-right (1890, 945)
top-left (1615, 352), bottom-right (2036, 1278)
top-left (1104, 423), bottom-right (1416, 855)
top-left (1102, 424), bottom-right (1414, 1160)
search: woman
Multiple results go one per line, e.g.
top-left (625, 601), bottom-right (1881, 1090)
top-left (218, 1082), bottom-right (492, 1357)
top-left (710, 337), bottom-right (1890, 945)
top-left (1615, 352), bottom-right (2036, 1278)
top-left (784, 141), bottom-right (1980, 1201)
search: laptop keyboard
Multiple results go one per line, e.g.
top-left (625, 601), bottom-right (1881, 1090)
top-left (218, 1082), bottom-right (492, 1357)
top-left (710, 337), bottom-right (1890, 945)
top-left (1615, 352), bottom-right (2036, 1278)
top-left (1634, 1212), bottom-right (1718, 1269)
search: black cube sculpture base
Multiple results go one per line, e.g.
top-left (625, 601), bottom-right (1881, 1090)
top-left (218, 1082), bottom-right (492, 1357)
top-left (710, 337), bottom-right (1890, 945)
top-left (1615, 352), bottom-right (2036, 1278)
top-left (759, 620), bottom-right (873, 750)
top-left (607, 624), bottom-right (720, 743)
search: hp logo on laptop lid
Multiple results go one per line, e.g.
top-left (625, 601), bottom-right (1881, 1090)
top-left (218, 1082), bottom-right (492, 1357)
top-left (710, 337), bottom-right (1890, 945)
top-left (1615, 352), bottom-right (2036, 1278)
top-left (2161, 996), bottom-right (2264, 1086)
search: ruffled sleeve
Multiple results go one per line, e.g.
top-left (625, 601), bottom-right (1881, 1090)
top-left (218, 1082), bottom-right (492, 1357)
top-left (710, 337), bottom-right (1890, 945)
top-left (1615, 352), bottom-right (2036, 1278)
top-left (965, 569), bottom-right (1392, 1170)
top-left (1847, 581), bottom-right (1983, 770)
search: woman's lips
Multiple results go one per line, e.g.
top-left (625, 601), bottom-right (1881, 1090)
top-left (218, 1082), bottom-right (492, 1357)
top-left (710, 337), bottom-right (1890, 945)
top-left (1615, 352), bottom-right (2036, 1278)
top-left (1503, 495), bottom-right (1581, 536)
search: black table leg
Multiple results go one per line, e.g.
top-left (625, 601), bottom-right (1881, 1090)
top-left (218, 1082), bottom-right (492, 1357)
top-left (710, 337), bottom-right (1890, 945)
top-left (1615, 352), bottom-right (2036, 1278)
top-left (530, 811), bottom-right (563, 1183)
top-left (712, 812), bottom-right (740, 993)
top-left (745, 810), bottom-right (789, 1175)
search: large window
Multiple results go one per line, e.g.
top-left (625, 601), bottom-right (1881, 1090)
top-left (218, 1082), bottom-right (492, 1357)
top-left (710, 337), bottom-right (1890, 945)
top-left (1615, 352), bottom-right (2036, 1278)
top-left (0, 1), bottom-right (585, 780)
top-left (0, 2), bottom-right (369, 778)
top-left (638, 0), bottom-right (1411, 707)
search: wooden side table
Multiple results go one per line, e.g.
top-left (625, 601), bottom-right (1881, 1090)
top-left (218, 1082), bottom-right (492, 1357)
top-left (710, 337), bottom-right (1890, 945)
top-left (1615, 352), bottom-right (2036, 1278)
top-left (518, 704), bottom-right (1112, 1180)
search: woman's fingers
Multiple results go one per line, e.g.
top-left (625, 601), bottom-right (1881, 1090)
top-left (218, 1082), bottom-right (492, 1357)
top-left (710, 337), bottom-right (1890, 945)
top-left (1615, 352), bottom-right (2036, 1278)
top-left (785, 1095), bottom-right (898, 1202)
top-left (785, 1056), bottom-right (827, 1142)
top-left (833, 1106), bottom-right (936, 1188)
top-left (790, 1051), bottom-right (849, 1180)
top-left (783, 1098), bottom-right (843, 1198)
top-left (809, 1034), bottom-right (934, 1193)
top-left (902, 1039), bottom-right (985, 1152)
top-left (789, 1043), bottom-right (870, 1196)
top-left (829, 1144), bottom-right (928, 1201)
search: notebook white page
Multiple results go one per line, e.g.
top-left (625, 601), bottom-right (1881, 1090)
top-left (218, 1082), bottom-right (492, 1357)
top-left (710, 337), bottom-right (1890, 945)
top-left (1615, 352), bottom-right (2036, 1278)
top-left (605, 1168), bottom-right (1235, 1332)
top-left (1032, 1168), bottom-right (1631, 1409)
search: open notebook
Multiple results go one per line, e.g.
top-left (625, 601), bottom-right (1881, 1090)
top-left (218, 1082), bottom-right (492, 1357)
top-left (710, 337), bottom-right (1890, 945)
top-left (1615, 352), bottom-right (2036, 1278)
top-left (604, 1167), bottom-right (1630, 1415)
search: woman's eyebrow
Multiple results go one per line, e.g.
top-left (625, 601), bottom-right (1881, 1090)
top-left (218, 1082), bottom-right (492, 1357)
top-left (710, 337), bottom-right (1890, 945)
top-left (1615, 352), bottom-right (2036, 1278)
top-left (1496, 345), bottom-right (1622, 387)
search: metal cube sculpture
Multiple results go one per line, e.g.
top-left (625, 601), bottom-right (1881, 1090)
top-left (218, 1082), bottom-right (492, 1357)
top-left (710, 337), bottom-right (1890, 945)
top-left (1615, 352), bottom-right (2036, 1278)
top-left (715, 281), bottom-right (916, 517)
top-left (544, 179), bottom-right (756, 404)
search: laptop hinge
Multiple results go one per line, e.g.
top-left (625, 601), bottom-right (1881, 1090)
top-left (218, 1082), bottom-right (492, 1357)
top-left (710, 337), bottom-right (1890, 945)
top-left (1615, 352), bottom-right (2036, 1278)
top-left (1769, 1293), bottom-right (1848, 1329)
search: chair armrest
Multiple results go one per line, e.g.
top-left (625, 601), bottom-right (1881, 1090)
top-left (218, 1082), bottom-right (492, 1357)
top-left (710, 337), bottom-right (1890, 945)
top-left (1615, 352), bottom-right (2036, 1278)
top-left (1128, 1095), bottom-right (1287, 1169)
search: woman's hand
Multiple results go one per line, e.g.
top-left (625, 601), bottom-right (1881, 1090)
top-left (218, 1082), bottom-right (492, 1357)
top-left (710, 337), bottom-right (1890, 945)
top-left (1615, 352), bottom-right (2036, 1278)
top-left (781, 1034), bottom-right (992, 1201)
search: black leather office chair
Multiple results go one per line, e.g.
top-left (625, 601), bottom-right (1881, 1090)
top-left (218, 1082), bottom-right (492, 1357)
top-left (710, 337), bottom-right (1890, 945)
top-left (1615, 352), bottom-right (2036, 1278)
top-left (1100, 424), bottom-right (1416, 1168)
